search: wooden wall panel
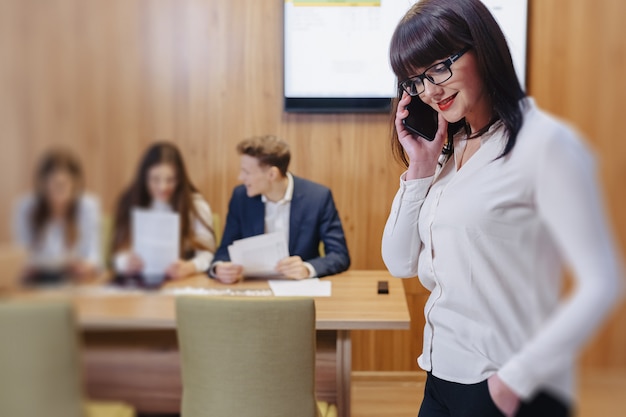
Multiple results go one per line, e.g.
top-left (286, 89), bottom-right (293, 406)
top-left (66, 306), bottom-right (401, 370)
top-left (0, 0), bottom-right (624, 371)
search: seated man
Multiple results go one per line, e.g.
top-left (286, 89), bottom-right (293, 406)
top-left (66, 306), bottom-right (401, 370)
top-left (210, 135), bottom-right (350, 283)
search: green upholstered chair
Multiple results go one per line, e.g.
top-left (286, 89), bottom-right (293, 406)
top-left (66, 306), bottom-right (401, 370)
top-left (176, 296), bottom-right (337, 417)
top-left (0, 301), bottom-right (135, 417)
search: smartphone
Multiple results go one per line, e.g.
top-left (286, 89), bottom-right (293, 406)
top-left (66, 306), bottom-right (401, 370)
top-left (402, 97), bottom-right (439, 141)
top-left (377, 280), bottom-right (389, 295)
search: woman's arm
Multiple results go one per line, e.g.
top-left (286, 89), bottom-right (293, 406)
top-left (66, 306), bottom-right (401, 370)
top-left (497, 125), bottom-right (624, 399)
top-left (188, 195), bottom-right (216, 273)
top-left (381, 175), bottom-right (432, 277)
top-left (12, 196), bottom-right (34, 249)
top-left (382, 93), bottom-right (447, 277)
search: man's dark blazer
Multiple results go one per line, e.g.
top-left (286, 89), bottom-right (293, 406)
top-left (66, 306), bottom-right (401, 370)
top-left (211, 175), bottom-right (350, 277)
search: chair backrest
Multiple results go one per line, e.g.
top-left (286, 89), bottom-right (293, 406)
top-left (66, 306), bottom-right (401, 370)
top-left (176, 296), bottom-right (318, 417)
top-left (0, 301), bottom-right (84, 417)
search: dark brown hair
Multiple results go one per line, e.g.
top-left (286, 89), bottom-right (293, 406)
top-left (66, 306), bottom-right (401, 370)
top-left (31, 148), bottom-right (84, 248)
top-left (389, 0), bottom-right (526, 165)
top-left (236, 135), bottom-right (291, 177)
top-left (111, 142), bottom-right (215, 258)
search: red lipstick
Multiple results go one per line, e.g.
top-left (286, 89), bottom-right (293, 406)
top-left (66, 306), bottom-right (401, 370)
top-left (437, 93), bottom-right (457, 111)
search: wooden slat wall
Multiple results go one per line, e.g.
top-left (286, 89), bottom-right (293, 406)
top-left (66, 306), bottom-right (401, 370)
top-left (0, 0), bottom-right (624, 371)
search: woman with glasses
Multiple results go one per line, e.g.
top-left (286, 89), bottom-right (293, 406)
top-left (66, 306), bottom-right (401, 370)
top-left (381, 1), bottom-right (622, 416)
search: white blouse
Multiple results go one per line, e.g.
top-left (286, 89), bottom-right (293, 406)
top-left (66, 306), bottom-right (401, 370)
top-left (13, 193), bottom-right (102, 269)
top-left (114, 193), bottom-right (215, 273)
top-left (382, 99), bottom-right (622, 402)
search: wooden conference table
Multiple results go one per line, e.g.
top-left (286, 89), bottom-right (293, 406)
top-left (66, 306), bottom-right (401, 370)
top-left (16, 270), bottom-right (410, 417)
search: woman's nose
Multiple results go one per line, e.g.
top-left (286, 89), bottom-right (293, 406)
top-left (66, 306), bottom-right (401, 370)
top-left (421, 80), bottom-right (443, 102)
top-left (158, 181), bottom-right (170, 194)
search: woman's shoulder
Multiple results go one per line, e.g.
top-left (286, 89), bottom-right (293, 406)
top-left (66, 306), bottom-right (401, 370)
top-left (517, 98), bottom-right (592, 158)
top-left (14, 193), bottom-right (36, 217)
top-left (78, 193), bottom-right (100, 211)
top-left (191, 193), bottom-right (212, 214)
top-left (521, 99), bottom-right (586, 145)
top-left (16, 193), bottom-right (35, 208)
top-left (510, 98), bottom-right (596, 182)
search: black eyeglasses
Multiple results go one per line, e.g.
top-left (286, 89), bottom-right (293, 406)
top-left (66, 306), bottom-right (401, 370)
top-left (399, 46), bottom-right (472, 96)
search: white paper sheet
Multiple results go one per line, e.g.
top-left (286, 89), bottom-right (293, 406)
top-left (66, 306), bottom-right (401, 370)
top-left (164, 287), bottom-right (273, 297)
top-left (228, 232), bottom-right (289, 278)
top-left (132, 208), bottom-right (180, 276)
top-left (269, 278), bottom-right (331, 297)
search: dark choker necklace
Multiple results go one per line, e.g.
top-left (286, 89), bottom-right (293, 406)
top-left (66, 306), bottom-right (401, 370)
top-left (467, 116), bottom-right (500, 139)
top-left (441, 116), bottom-right (499, 157)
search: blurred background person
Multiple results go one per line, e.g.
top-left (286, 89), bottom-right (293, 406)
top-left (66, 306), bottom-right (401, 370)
top-left (210, 135), bottom-right (350, 284)
top-left (12, 148), bottom-right (101, 285)
top-left (110, 142), bottom-right (215, 284)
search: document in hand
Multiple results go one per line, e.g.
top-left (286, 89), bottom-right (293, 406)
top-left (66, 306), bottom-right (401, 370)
top-left (132, 208), bottom-right (180, 276)
top-left (227, 232), bottom-right (289, 278)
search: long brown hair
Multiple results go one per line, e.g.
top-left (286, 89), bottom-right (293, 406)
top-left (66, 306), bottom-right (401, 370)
top-left (111, 142), bottom-right (215, 258)
top-left (389, 0), bottom-right (526, 166)
top-left (31, 148), bottom-right (84, 249)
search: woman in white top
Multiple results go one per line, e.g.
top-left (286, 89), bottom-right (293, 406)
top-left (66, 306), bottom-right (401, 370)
top-left (111, 142), bottom-right (215, 282)
top-left (382, 1), bottom-right (622, 416)
top-left (13, 148), bottom-right (101, 284)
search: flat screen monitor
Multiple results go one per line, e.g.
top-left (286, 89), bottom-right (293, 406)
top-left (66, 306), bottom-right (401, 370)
top-left (283, 0), bottom-right (528, 113)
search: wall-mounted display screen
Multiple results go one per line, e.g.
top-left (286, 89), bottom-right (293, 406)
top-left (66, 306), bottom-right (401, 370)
top-left (283, 0), bottom-right (528, 113)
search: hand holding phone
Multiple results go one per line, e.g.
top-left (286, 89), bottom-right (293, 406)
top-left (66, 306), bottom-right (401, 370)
top-left (395, 94), bottom-right (462, 180)
top-left (401, 96), bottom-right (465, 141)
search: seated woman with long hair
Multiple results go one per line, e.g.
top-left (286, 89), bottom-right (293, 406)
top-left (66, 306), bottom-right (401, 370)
top-left (111, 142), bottom-right (215, 282)
top-left (13, 148), bottom-right (101, 284)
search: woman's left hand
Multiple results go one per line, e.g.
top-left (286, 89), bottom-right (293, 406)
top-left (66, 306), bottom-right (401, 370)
top-left (166, 260), bottom-right (197, 280)
top-left (487, 374), bottom-right (520, 417)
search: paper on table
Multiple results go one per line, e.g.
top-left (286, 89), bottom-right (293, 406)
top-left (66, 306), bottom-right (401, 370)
top-left (132, 208), bottom-right (180, 276)
top-left (269, 278), bottom-right (332, 297)
top-left (228, 232), bottom-right (289, 277)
